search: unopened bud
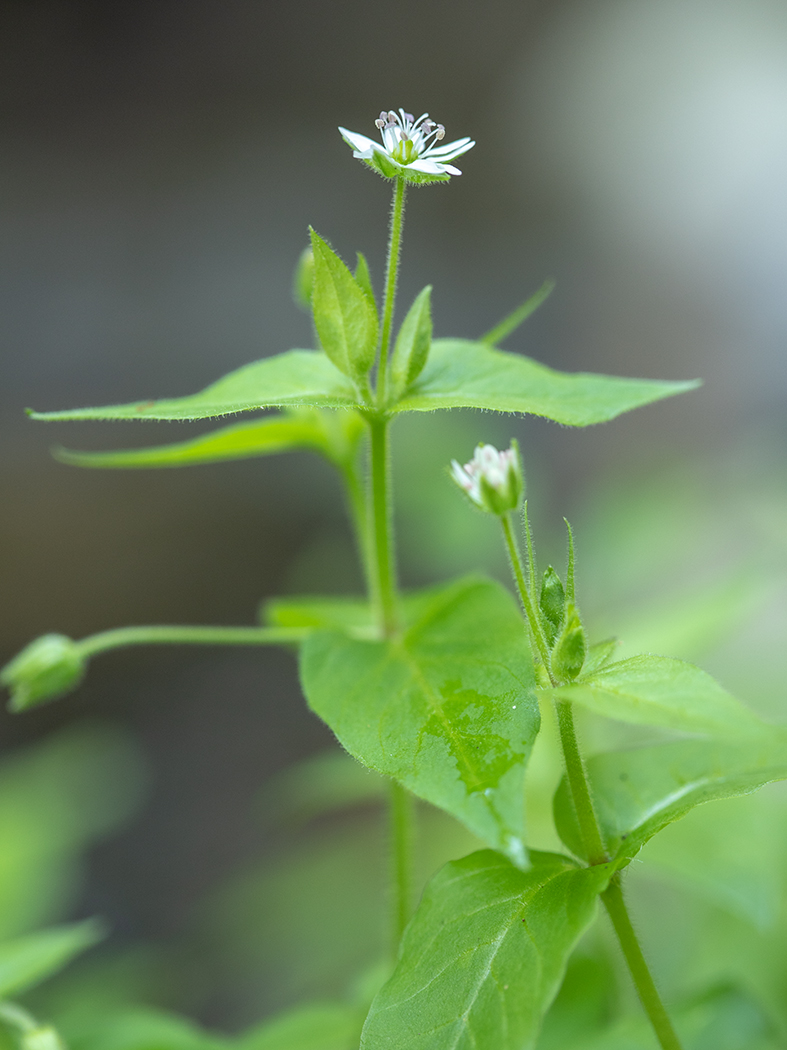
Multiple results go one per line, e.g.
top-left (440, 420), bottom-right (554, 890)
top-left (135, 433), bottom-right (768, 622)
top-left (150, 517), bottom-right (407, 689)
top-left (292, 247), bottom-right (314, 310)
top-left (450, 441), bottom-right (523, 516)
top-left (1, 634), bottom-right (85, 712)
top-left (551, 604), bottom-right (586, 683)
top-left (539, 566), bottom-right (565, 646)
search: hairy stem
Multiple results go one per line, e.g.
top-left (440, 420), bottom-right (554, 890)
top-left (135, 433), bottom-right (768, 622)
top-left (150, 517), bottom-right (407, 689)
top-left (340, 455), bottom-right (375, 598)
top-left (500, 513), bottom-right (551, 668)
top-left (369, 416), bottom-right (398, 637)
top-left (76, 624), bottom-right (308, 659)
top-left (389, 780), bottom-right (415, 956)
top-left (603, 875), bottom-right (684, 1050)
top-left (376, 176), bottom-right (407, 409)
top-left (554, 699), bottom-right (607, 865)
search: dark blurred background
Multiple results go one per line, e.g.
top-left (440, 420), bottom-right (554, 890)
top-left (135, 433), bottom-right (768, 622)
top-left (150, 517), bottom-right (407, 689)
top-left (1, 0), bottom-right (786, 1032)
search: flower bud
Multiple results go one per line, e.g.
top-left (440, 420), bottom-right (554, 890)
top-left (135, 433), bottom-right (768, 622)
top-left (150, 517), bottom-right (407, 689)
top-left (292, 247), bottom-right (314, 310)
top-left (1, 634), bottom-right (85, 712)
top-left (539, 566), bottom-right (565, 646)
top-left (551, 604), bottom-right (586, 683)
top-left (450, 441), bottom-right (523, 516)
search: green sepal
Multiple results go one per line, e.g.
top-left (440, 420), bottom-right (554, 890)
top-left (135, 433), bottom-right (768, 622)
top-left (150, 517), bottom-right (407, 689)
top-left (360, 850), bottom-right (614, 1050)
top-left (1, 634), bottom-right (85, 712)
top-left (354, 252), bottom-right (376, 309)
top-left (309, 229), bottom-right (378, 385)
top-left (539, 567), bottom-right (565, 646)
top-left (550, 604), bottom-right (586, 682)
top-left (389, 285), bottom-right (432, 400)
top-left (361, 152), bottom-right (451, 185)
top-left (292, 247), bottom-right (314, 310)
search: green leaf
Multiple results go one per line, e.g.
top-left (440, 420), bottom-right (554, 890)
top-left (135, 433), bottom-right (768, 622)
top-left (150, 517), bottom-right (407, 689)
top-left (240, 1002), bottom-right (363, 1050)
top-left (28, 352), bottom-right (358, 422)
top-left (389, 286), bottom-right (432, 398)
top-left (543, 655), bottom-right (767, 738)
top-left (581, 638), bottom-right (619, 676)
top-left (553, 733), bottom-right (787, 865)
top-left (310, 230), bottom-right (378, 382)
top-left (264, 594), bottom-right (374, 635)
top-left (354, 252), bottom-right (376, 308)
top-left (0, 919), bottom-right (104, 999)
top-left (481, 279), bottom-right (555, 346)
top-left (360, 850), bottom-right (612, 1050)
top-left (63, 1008), bottom-right (229, 1050)
top-left (300, 577), bottom-right (538, 862)
top-left (395, 340), bottom-right (700, 424)
top-left (53, 410), bottom-right (366, 470)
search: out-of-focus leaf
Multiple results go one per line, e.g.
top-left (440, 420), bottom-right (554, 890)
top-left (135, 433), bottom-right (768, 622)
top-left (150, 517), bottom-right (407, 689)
top-left (0, 726), bottom-right (146, 940)
top-left (28, 352), bottom-right (358, 421)
top-left (263, 596), bottom-right (374, 636)
top-left (582, 639), bottom-right (619, 676)
top-left (361, 850), bottom-right (612, 1050)
top-left (395, 340), bottom-right (699, 424)
top-left (553, 735), bottom-right (787, 864)
top-left (239, 1002), bottom-right (363, 1050)
top-left (301, 577), bottom-right (538, 863)
top-left (0, 920), bottom-right (104, 999)
top-left (257, 750), bottom-right (387, 828)
top-left (64, 1008), bottom-right (229, 1050)
top-left (481, 279), bottom-right (555, 346)
top-left (54, 411), bottom-right (366, 470)
top-left (535, 953), bottom-right (616, 1050)
top-left (544, 656), bottom-right (767, 738)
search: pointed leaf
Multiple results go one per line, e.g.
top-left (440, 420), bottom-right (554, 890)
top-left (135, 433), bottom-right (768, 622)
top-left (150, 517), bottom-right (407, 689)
top-left (481, 279), bottom-right (555, 346)
top-left (390, 285), bottom-right (433, 397)
top-left (310, 230), bottom-right (378, 381)
top-left (28, 351), bottom-right (359, 422)
top-left (543, 655), bottom-right (767, 738)
top-left (300, 577), bottom-right (538, 863)
top-left (0, 919), bottom-right (104, 998)
top-left (354, 252), bottom-right (376, 308)
top-left (54, 410), bottom-right (366, 470)
top-left (395, 340), bottom-right (700, 424)
top-left (554, 733), bottom-right (787, 864)
top-left (360, 849), bottom-right (613, 1050)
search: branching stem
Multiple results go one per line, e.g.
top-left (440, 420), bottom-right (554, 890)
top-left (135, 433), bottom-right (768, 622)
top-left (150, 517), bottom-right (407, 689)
top-left (76, 624), bottom-right (307, 659)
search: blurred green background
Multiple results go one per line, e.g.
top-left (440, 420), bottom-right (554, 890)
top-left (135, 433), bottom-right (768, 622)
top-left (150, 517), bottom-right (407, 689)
top-left (1, 0), bottom-right (786, 1044)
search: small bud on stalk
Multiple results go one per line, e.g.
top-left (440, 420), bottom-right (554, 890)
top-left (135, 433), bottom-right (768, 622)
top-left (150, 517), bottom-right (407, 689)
top-left (551, 603), bottom-right (586, 682)
top-left (0, 634), bottom-right (85, 711)
top-left (292, 247), bottom-right (314, 309)
top-left (539, 566), bottom-right (565, 645)
top-left (450, 442), bottom-right (523, 516)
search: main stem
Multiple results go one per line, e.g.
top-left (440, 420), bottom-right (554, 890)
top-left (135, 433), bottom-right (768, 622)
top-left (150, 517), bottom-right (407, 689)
top-left (500, 513), bottom-right (683, 1049)
top-left (376, 176), bottom-right (406, 409)
top-left (389, 779), bottom-right (414, 957)
top-left (603, 876), bottom-right (684, 1050)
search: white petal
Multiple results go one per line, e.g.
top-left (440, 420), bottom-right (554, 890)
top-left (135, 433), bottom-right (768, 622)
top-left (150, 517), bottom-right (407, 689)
top-left (441, 162), bottom-right (462, 176)
top-left (338, 128), bottom-right (379, 153)
top-left (426, 138), bottom-right (475, 161)
top-left (407, 158), bottom-right (448, 175)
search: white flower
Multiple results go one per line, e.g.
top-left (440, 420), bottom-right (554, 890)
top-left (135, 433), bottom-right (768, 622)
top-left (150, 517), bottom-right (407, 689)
top-left (339, 109), bottom-right (475, 183)
top-left (451, 442), bottom-right (523, 515)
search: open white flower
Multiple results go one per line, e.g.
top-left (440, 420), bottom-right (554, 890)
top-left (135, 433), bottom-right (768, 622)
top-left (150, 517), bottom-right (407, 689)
top-left (451, 442), bottom-right (523, 515)
top-left (339, 109), bottom-right (474, 183)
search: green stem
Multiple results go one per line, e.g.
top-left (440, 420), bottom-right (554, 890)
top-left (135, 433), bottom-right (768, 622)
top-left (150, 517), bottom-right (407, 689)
top-left (500, 513), bottom-right (551, 668)
top-left (340, 455), bottom-right (375, 599)
top-left (554, 699), bottom-right (607, 865)
top-left (603, 875), bottom-right (684, 1050)
top-left (389, 780), bottom-right (414, 956)
top-left (369, 416), bottom-right (398, 636)
top-left (76, 624), bottom-right (308, 659)
top-left (376, 176), bottom-right (407, 409)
